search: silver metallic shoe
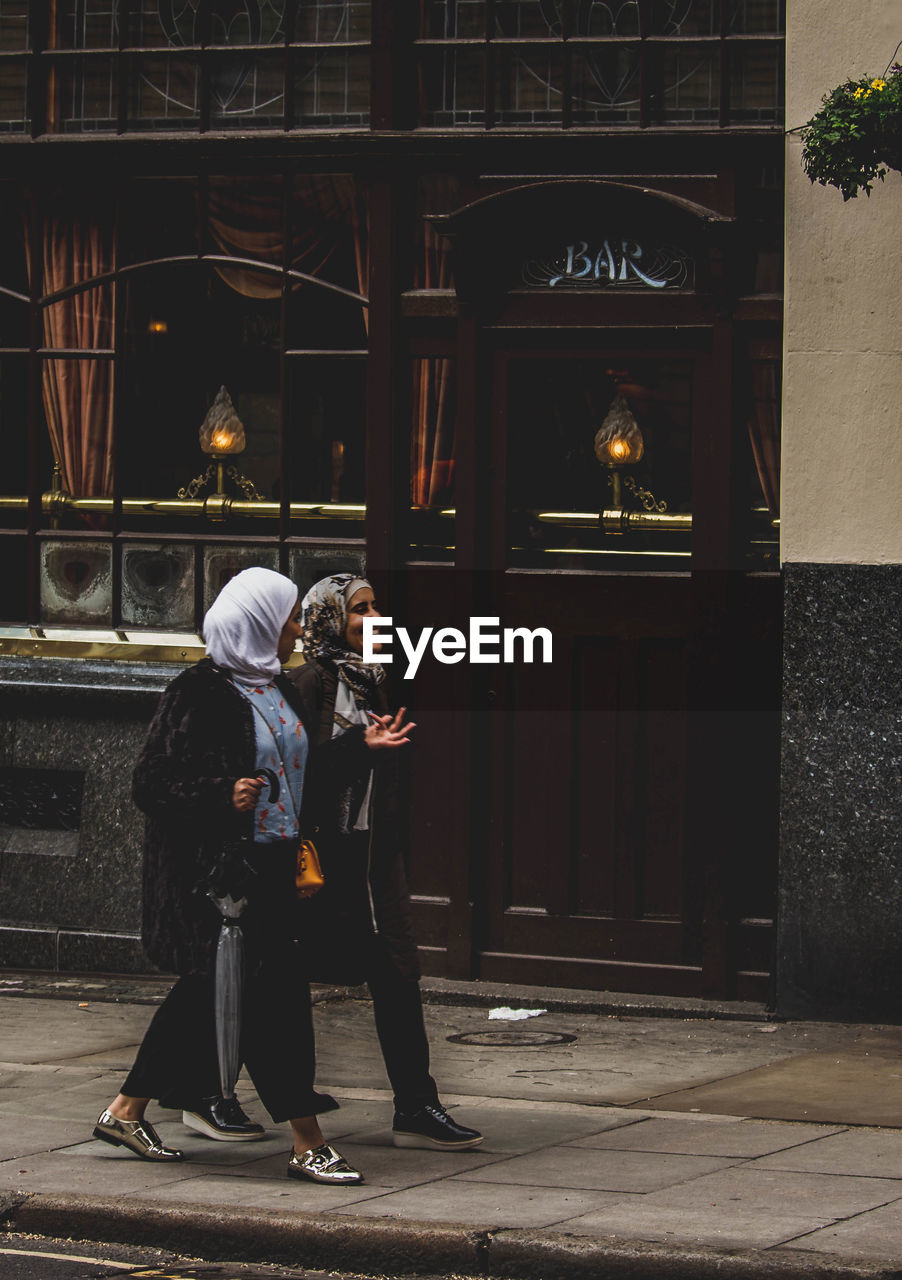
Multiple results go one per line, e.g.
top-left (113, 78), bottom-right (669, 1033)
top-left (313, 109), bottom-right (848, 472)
top-left (93, 1109), bottom-right (184, 1161)
top-left (286, 1143), bottom-right (364, 1185)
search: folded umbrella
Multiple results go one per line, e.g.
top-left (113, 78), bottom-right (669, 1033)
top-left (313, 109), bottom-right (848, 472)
top-left (208, 767), bottom-right (280, 1100)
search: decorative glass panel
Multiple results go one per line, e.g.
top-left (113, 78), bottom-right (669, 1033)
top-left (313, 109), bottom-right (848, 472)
top-left (54, 57), bottom-right (118, 132)
top-left (289, 543), bottom-right (366, 601)
top-left (55, 0), bottom-right (116, 48)
top-left (294, 50), bottom-right (370, 126)
top-left (121, 543), bottom-right (195, 629)
top-left (0, 59), bottom-right (26, 130)
top-left (658, 46), bottom-right (719, 123)
top-left (419, 47), bottom-right (484, 125)
top-left (0, 1), bottom-right (29, 50)
top-left (570, 47), bottom-right (641, 124)
top-left (496, 46), bottom-right (564, 125)
top-left (730, 42), bottom-right (783, 123)
top-left (41, 539), bottom-right (113, 625)
top-left (204, 545), bottom-right (278, 613)
top-left (421, 0), bottom-right (483, 38)
top-left (727, 0), bottom-right (782, 34)
top-left (294, 0), bottom-right (371, 41)
top-left (130, 55), bottom-right (201, 129)
top-left (209, 52), bottom-right (285, 126)
top-left (0, 536), bottom-right (27, 622)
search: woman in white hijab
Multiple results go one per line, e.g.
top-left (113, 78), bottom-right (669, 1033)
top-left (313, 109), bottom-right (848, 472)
top-left (93, 567), bottom-right (363, 1186)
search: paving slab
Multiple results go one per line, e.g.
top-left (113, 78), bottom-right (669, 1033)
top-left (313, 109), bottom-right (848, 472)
top-left (642, 1167), bottom-right (902, 1218)
top-left (783, 1198), bottom-right (902, 1259)
top-left (641, 1043), bottom-right (902, 1126)
top-left (329, 1179), bottom-right (626, 1227)
top-left (751, 1128), bottom-right (902, 1178)
top-left (454, 1145), bottom-right (741, 1192)
top-left (566, 1116), bottom-right (847, 1158)
top-left (558, 1201), bottom-right (836, 1250)
top-left (0, 1114), bottom-right (97, 1160)
top-left (0, 1146), bottom-right (202, 1196)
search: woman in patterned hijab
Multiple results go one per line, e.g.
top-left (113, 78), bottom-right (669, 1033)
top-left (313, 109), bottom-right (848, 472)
top-left (290, 573), bottom-right (484, 1155)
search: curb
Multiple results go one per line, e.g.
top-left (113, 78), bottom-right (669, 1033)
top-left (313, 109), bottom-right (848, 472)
top-left (0, 968), bottom-right (773, 1022)
top-left (1, 1193), bottom-right (898, 1280)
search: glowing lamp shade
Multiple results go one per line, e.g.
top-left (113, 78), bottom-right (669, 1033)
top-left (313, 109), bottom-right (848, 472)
top-left (593, 393), bottom-right (644, 466)
top-left (199, 386), bottom-right (246, 456)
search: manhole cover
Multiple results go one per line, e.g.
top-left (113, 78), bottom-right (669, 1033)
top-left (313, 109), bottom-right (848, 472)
top-left (447, 1029), bottom-right (577, 1047)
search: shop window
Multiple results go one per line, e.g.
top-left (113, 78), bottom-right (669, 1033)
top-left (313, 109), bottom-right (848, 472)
top-left (0, 176), bottom-right (368, 634)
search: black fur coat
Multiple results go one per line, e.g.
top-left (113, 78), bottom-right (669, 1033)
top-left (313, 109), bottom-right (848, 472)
top-left (132, 658), bottom-right (312, 976)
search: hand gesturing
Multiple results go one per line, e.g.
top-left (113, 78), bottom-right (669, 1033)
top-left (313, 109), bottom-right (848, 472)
top-left (364, 706), bottom-right (416, 751)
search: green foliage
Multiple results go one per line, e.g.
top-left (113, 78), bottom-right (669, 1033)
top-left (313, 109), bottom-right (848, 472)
top-left (801, 65), bottom-right (902, 200)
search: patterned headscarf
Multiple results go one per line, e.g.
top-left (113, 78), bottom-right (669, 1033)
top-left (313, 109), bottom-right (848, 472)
top-left (301, 573), bottom-right (386, 710)
top-left (203, 567), bottom-right (298, 685)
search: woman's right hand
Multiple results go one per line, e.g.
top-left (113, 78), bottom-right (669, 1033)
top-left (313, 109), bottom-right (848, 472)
top-left (364, 707), bottom-right (416, 750)
top-left (232, 776), bottom-right (265, 813)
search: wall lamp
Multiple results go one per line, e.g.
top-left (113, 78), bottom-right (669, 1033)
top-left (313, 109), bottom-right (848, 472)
top-left (594, 392), bottom-right (688, 535)
top-left (177, 386), bottom-right (263, 515)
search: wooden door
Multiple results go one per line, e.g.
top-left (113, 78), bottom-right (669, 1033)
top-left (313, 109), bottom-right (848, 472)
top-left (403, 332), bottom-right (780, 1001)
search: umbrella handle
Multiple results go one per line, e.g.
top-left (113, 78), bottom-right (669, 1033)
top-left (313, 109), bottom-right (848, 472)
top-left (257, 766), bottom-right (280, 802)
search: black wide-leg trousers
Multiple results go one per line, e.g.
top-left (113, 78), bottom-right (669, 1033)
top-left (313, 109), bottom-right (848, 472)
top-left (122, 842), bottom-right (337, 1124)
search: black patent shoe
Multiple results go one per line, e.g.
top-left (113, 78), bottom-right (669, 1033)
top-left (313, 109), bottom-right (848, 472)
top-left (182, 1094), bottom-right (265, 1142)
top-left (287, 1143), bottom-right (364, 1185)
top-left (93, 1109), bottom-right (184, 1161)
top-left (392, 1102), bottom-right (484, 1150)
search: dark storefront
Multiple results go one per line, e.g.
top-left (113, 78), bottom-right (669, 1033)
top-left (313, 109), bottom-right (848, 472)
top-left (0, 0), bottom-right (784, 1000)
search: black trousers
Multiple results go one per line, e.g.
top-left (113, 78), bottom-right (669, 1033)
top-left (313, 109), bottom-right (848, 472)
top-left (123, 842), bottom-right (337, 1124)
top-left (366, 938), bottom-right (439, 1113)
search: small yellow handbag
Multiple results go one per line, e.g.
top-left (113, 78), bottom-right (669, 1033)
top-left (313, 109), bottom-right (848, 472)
top-left (296, 837), bottom-right (325, 898)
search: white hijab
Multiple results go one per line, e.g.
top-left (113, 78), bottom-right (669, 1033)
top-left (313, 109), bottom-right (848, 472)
top-left (203, 567), bottom-right (298, 685)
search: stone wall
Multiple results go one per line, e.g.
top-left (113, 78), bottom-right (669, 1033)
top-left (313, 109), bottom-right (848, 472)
top-left (0, 658), bottom-right (167, 972)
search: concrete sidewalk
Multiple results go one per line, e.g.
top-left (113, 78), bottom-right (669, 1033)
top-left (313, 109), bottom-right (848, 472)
top-left (4, 972), bottom-right (902, 1278)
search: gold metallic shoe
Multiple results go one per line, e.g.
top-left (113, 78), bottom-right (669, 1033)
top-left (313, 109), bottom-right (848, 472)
top-left (93, 1109), bottom-right (184, 1161)
top-left (287, 1143), bottom-right (364, 1185)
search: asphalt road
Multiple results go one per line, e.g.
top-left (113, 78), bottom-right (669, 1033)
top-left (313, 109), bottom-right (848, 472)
top-left (0, 1235), bottom-right (373, 1280)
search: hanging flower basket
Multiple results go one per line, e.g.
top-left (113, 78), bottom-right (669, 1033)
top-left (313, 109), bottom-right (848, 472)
top-left (801, 64), bottom-right (902, 200)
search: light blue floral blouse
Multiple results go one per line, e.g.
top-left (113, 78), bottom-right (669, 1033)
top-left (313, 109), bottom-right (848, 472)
top-left (234, 681), bottom-right (308, 843)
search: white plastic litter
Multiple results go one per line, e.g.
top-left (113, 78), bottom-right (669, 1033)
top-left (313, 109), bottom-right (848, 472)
top-left (487, 1006), bottom-right (547, 1021)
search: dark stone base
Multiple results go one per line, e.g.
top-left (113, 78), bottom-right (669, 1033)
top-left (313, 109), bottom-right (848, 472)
top-left (0, 658), bottom-right (170, 978)
top-left (0, 924), bottom-right (149, 973)
top-left (777, 563), bottom-right (902, 1021)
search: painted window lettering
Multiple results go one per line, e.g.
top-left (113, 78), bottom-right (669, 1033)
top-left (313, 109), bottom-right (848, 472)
top-left (550, 240), bottom-right (668, 288)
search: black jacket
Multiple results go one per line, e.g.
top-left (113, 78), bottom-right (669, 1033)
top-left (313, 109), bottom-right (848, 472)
top-left (132, 658), bottom-right (313, 975)
top-left (289, 659), bottom-right (421, 984)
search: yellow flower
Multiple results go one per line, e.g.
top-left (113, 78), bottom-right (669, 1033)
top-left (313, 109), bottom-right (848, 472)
top-left (871, 78), bottom-right (887, 90)
top-left (853, 86), bottom-right (865, 98)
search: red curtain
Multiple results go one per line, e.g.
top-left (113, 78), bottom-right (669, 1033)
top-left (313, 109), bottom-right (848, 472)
top-left (207, 175), bottom-right (369, 332)
top-left (27, 192), bottom-right (116, 497)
